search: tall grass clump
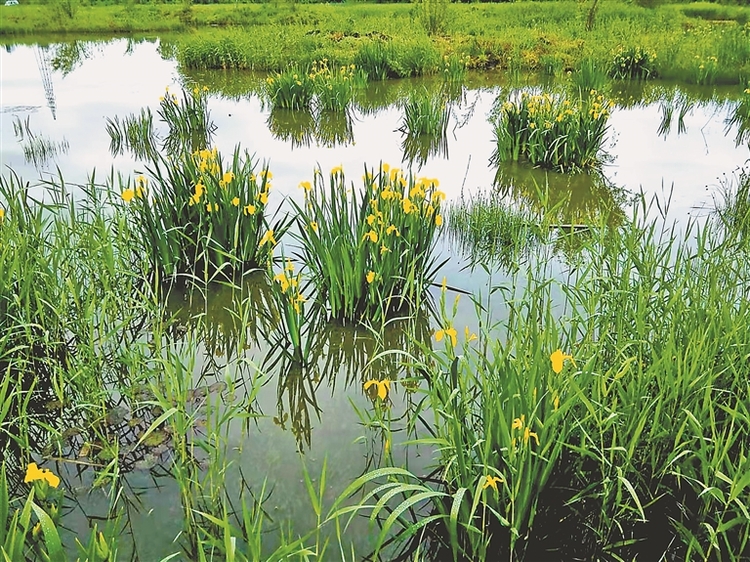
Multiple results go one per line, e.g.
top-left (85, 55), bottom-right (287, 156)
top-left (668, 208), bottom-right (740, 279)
top-left (415, 0), bottom-right (449, 36)
top-left (398, 89), bottom-right (450, 166)
top-left (492, 91), bottom-right (612, 173)
top-left (610, 45), bottom-right (658, 80)
top-left (264, 67), bottom-right (315, 111)
top-left (354, 41), bottom-right (394, 81)
top-left (291, 163), bottom-right (446, 324)
top-left (310, 59), bottom-right (361, 112)
top-left (445, 188), bottom-right (544, 269)
top-left (119, 147), bottom-right (284, 280)
top-left (570, 58), bottom-right (608, 95)
top-left (399, 89), bottom-right (450, 139)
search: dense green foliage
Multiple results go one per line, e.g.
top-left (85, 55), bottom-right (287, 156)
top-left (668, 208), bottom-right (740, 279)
top-left (3, 2), bottom-right (750, 84)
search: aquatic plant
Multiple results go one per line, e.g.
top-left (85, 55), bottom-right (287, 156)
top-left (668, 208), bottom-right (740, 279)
top-left (399, 89), bottom-right (450, 139)
top-left (441, 53), bottom-right (469, 85)
top-left (354, 41), bottom-right (394, 81)
top-left (310, 59), bottom-right (360, 112)
top-left (610, 45), bottom-right (658, 80)
top-left (119, 147), bottom-right (286, 280)
top-left (343, 197), bottom-right (750, 561)
top-left (291, 163), bottom-right (446, 324)
top-left (445, 188), bottom-right (544, 269)
top-left (398, 89), bottom-right (450, 167)
top-left (492, 91), bottom-right (612, 172)
top-left (725, 86), bottom-right (750, 147)
top-left (264, 67), bottom-right (315, 111)
top-left (570, 58), bottom-right (608, 94)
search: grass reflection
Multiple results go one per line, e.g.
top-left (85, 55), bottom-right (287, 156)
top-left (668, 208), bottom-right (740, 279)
top-left (493, 162), bottom-right (628, 227)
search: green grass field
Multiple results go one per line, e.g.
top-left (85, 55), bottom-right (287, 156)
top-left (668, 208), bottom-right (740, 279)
top-left (2, 1), bottom-right (750, 84)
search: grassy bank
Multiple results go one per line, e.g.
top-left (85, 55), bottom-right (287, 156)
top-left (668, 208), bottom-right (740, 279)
top-left (2, 1), bottom-right (750, 84)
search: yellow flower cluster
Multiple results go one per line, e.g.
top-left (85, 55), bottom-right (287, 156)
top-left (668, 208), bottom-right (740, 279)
top-left (273, 260), bottom-right (306, 313)
top-left (510, 91), bottom-right (612, 127)
top-left (121, 175), bottom-right (148, 203)
top-left (185, 148), bottom-right (273, 216)
top-left (309, 59), bottom-right (357, 83)
top-left (511, 414), bottom-right (539, 448)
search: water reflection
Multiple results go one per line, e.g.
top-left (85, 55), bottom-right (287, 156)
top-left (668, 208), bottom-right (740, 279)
top-left (494, 163), bottom-right (628, 226)
top-left (164, 273), bottom-right (276, 361)
top-left (267, 314), bottom-right (431, 451)
top-left (401, 128), bottom-right (449, 167)
top-left (316, 108), bottom-right (354, 147)
top-left (267, 107), bottom-right (317, 148)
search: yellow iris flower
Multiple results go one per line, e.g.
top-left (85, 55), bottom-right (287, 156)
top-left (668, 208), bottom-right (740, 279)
top-left (482, 474), bottom-right (504, 492)
top-left (25, 463), bottom-right (60, 488)
top-left (550, 349), bottom-right (575, 374)
top-left (434, 326), bottom-right (457, 347)
top-left (364, 379), bottom-right (391, 401)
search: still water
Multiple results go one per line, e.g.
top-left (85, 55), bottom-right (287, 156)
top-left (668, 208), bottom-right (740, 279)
top-left (1, 36), bottom-right (749, 559)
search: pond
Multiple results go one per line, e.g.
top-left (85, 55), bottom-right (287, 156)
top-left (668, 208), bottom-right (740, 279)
top-left (1, 36), bottom-right (749, 561)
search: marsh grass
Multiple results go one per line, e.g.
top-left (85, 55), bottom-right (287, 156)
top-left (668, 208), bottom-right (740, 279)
top-left (570, 58), bottom-right (608, 95)
top-left (399, 89), bottom-right (450, 139)
top-left (354, 41), bottom-right (394, 82)
top-left (4, 4), bottom-right (750, 85)
top-left (108, 86), bottom-right (285, 280)
top-left (3, 165), bottom-right (750, 560)
top-left (341, 194), bottom-right (750, 561)
top-left (441, 54), bottom-right (469, 86)
top-left (264, 67), bottom-right (315, 111)
top-left (291, 164), bottom-right (446, 324)
top-left (492, 90), bottom-right (612, 173)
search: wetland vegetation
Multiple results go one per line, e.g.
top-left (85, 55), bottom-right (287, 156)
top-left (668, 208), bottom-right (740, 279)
top-left (2, 1), bottom-right (750, 560)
